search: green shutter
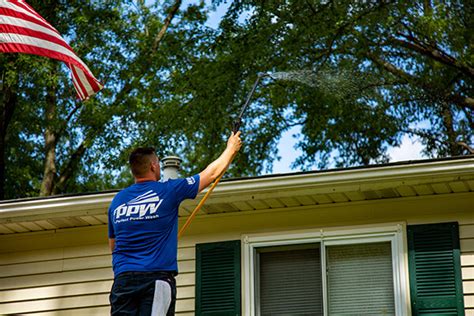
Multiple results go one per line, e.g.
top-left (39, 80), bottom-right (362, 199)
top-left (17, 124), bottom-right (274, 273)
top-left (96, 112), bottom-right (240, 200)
top-left (408, 222), bottom-right (465, 315)
top-left (195, 240), bottom-right (241, 316)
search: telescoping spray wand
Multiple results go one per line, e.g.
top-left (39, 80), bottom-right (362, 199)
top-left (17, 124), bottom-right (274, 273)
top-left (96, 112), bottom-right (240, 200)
top-left (178, 72), bottom-right (269, 238)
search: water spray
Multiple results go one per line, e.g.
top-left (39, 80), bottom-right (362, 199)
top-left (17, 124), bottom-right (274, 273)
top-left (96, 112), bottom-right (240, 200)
top-left (231, 69), bottom-right (359, 133)
top-left (231, 69), bottom-right (358, 133)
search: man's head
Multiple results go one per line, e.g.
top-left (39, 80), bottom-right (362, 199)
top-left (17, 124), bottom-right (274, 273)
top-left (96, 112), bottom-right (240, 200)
top-left (129, 147), bottom-right (160, 181)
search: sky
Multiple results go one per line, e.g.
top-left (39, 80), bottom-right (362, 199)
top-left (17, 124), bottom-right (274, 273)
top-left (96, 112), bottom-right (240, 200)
top-left (198, 1), bottom-right (427, 174)
top-left (271, 126), bottom-right (425, 174)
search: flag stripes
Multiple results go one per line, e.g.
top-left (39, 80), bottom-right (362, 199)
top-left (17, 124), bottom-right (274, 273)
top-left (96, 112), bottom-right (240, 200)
top-left (0, 0), bottom-right (103, 100)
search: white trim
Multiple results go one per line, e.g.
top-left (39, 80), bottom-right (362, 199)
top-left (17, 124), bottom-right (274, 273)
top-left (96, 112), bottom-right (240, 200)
top-left (321, 241), bottom-right (328, 316)
top-left (210, 158), bottom-right (474, 198)
top-left (1, 157), bottom-right (473, 219)
top-left (242, 223), bottom-right (411, 316)
top-left (0, 193), bottom-right (116, 216)
top-left (254, 247), bottom-right (262, 316)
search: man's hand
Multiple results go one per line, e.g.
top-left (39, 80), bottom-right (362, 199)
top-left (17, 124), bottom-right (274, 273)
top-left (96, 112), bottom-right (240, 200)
top-left (227, 131), bottom-right (243, 154)
top-left (198, 131), bottom-right (243, 192)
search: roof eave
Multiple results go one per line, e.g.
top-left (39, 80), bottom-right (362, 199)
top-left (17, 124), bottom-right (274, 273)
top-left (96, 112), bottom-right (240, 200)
top-left (0, 157), bottom-right (473, 222)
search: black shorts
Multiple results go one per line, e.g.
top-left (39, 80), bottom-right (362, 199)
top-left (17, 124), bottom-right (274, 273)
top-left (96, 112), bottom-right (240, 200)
top-left (110, 271), bottom-right (176, 316)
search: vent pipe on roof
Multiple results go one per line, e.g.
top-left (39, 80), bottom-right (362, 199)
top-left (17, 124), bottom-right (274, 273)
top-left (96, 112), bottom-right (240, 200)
top-left (161, 156), bottom-right (182, 181)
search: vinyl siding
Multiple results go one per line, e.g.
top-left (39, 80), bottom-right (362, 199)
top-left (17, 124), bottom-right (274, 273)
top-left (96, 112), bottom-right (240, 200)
top-left (461, 222), bottom-right (474, 316)
top-left (0, 229), bottom-right (196, 315)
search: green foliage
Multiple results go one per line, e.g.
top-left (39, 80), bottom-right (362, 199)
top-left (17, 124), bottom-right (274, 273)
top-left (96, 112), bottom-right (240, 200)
top-left (185, 0), bottom-right (473, 168)
top-left (0, 0), bottom-right (472, 199)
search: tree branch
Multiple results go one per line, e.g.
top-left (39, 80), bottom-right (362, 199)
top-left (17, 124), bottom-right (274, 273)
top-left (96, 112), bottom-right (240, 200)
top-left (54, 100), bottom-right (83, 139)
top-left (402, 128), bottom-right (474, 156)
top-left (401, 128), bottom-right (442, 144)
top-left (152, 0), bottom-right (182, 52)
top-left (112, 0), bottom-right (184, 108)
top-left (318, 3), bottom-right (387, 71)
top-left (391, 34), bottom-right (474, 78)
top-left (65, 101), bottom-right (82, 123)
top-left (366, 52), bottom-right (474, 110)
top-left (457, 142), bottom-right (474, 154)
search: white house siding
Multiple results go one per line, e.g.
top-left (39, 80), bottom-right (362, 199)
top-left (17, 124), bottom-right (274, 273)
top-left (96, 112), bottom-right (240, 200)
top-left (461, 221), bottom-right (474, 316)
top-left (0, 226), bottom-right (197, 315)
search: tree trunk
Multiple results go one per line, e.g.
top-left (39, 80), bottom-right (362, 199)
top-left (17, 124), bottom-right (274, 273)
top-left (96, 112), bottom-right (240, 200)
top-left (0, 56), bottom-right (18, 200)
top-left (0, 91), bottom-right (16, 200)
top-left (53, 141), bottom-right (86, 195)
top-left (441, 102), bottom-right (461, 156)
top-left (39, 80), bottom-right (58, 196)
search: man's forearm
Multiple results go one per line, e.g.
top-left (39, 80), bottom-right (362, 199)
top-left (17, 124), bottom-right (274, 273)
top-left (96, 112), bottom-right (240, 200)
top-left (198, 148), bottom-right (237, 192)
top-left (204, 147), bottom-right (235, 180)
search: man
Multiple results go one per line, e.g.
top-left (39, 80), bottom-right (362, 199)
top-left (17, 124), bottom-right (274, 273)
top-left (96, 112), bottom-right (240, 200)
top-left (108, 132), bottom-right (242, 315)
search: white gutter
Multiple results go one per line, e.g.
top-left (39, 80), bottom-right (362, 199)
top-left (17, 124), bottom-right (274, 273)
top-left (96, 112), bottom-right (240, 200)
top-left (0, 158), bottom-right (473, 223)
top-left (203, 157), bottom-right (474, 204)
top-left (0, 193), bottom-right (116, 223)
top-left (214, 158), bottom-right (474, 190)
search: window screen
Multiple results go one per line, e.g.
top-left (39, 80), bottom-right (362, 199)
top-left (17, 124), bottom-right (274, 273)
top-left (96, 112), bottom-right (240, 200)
top-left (326, 242), bottom-right (395, 315)
top-left (258, 245), bottom-right (323, 315)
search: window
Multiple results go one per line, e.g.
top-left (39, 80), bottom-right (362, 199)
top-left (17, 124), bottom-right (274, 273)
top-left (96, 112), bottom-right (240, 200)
top-left (257, 245), bottom-right (323, 315)
top-left (326, 242), bottom-right (395, 315)
top-left (243, 224), bottom-right (410, 316)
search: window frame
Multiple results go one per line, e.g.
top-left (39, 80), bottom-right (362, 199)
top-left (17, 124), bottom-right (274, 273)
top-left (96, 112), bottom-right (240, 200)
top-left (242, 223), bottom-right (411, 316)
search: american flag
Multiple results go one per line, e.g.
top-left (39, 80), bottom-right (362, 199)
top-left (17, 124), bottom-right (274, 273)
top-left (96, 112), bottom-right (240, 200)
top-left (0, 0), bottom-right (103, 100)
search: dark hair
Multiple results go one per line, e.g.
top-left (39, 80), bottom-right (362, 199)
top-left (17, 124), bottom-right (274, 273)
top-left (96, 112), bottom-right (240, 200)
top-left (129, 147), bottom-right (158, 177)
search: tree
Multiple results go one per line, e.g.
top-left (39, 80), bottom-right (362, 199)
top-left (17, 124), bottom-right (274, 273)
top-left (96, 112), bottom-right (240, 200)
top-left (1, 0), bottom-right (472, 200)
top-left (166, 0), bottom-right (473, 171)
top-left (0, 0), bottom-right (198, 199)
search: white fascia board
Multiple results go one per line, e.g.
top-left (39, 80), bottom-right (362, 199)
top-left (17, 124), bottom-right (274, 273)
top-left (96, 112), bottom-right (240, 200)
top-left (207, 158), bottom-right (474, 197)
top-left (0, 158), bottom-right (473, 222)
top-left (0, 192), bottom-right (117, 222)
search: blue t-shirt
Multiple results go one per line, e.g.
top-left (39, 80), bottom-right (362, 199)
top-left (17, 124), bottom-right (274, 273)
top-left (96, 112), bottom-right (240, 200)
top-left (108, 175), bottom-right (200, 277)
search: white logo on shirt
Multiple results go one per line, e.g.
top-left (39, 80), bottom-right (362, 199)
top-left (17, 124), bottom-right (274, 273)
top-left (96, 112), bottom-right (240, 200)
top-left (114, 190), bottom-right (163, 222)
top-left (186, 177), bottom-right (195, 185)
